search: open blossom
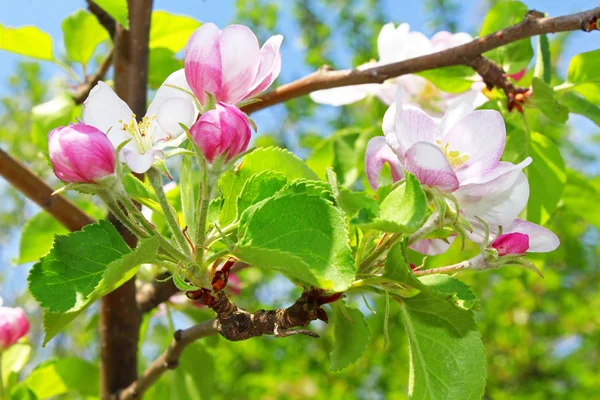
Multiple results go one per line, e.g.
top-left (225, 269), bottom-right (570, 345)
top-left (82, 70), bottom-right (198, 174)
top-left (190, 102), bottom-right (252, 163)
top-left (48, 123), bottom-right (116, 183)
top-left (310, 23), bottom-right (484, 113)
top-left (475, 218), bottom-right (559, 256)
top-left (184, 23), bottom-right (283, 106)
top-left (0, 305), bottom-right (30, 349)
top-left (366, 89), bottom-right (532, 206)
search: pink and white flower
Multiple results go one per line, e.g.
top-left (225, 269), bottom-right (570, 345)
top-left (473, 218), bottom-right (559, 255)
top-left (184, 23), bottom-right (283, 106)
top-left (190, 102), bottom-right (252, 163)
top-left (0, 305), bottom-right (30, 349)
top-left (310, 23), bottom-right (484, 113)
top-left (82, 70), bottom-right (198, 174)
top-left (48, 123), bottom-right (116, 183)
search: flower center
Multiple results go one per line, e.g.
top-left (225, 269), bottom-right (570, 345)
top-left (119, 114), bottom-right (156, 154)
top-left (435, 140), bottom-right (469, 168)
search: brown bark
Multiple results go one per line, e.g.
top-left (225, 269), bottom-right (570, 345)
top-left (99, 0), bottom-right (153, 398)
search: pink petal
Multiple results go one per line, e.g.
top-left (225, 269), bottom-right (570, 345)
top-left (218, 25), bottom-right (261, 104)
top-left (404, 142), bottom-right (459, 192)
top-left (395, 105), bottom-right (438, 153)
top-left (410, 237), bottom-right (454, 255)
top-left (491, 232), bottom-right (530, 256)
top-left (458, 158), bottom-right (532, 196)
top-left (245, 35), bottom-right (283, 98)
top-left (503, 219), bottom-right (560, 253)
top-left (365, 137), bottom-right (404, 190)
top-left (431, 31), bottom-right (472, 51)
top-left (441, 110), bottom-right (506, 175)
top-left (184, 23), bottom-right (223, 105)
top-left (509, 69), bottom-right (526, 82)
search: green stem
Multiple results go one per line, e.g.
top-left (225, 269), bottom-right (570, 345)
top-left (98, 192), bottom-right (149, 239)
top-left (553, 82), bottom-right (575, 92)
top-left (358, 233), bottom-right (401, 273)
top-left (147, 168), bottom-right (191, 256)
top-left (165, 303), bottom-right (176, 335)
top-left (0, 351), bottom-right (4, 399)
top-left (408, 211), bottom-right (440, 246)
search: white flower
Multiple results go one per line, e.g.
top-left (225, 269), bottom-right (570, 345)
top-left (82, 70), bottom-right (198, 173)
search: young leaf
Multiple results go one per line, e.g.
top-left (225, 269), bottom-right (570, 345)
top-left (219, 147), bottom-right (318, 226)
top-left (149, 47), bottom-right (183, 88)
top-left (400, 292), bottom-right (487, 400)
top-left (383, 240), bottom-right (428, 291)
top-left (417, 66), bottom-right (476, 93)
top-left (534, 34), bottom-right (551, 84)
top-left (330, 303), bottom-right (371, 371)
top-left (418, 275), bottom-right (479, 310)
top-left (61, 9), bottom-right (110, 67)
top-left (558, 91), bottom-right (600, 127)
top-left (479, 1), bottom-right (533, 73)
top-left (180, 155), bottom-right (198, 240)
top-left (355, 174), bottom-right (428, 233)
top-left (530, 77), bottom-right (569, 124)
top-left (0, 25), bottom-right (54, 60)
top-left (17, 211), bottom-right (69, 264)
top-left (236, 193), bottom-right (355, 291)
top-left (566, 49), bottom-right (600, 105)
top-left (236, 170), bottom-right (288, 220)
top-left (170, 343), bottom-right (216, 399)
top-left (92, 0), bottom-right (129, 29)
top-left (9, 385), bottom-right (38, 400)
top-left (150, 11), bottom-right (201, 52)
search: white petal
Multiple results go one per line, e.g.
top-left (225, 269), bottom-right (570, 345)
top-left (503, 219), bottom-right (560, 253)
top-left (458, 158), bottom-right (532, 196)
top-left (395, 105), bottom-right (437, 153)
top-left (404, 142), bottom-right (459, 192)
top-left (310, 85), bottom-right (372, 106)
top-left (82, 81), bottom-right (133, 147)
top-left (122, 148), bottom-right (162, 174)
top-left (439, 90), bottom-right (477, 136)
top-left (410, 237), bottom-right (454, 255)
top-left (154, 97), bottom-right (197, 145)
top-left (377, 23), bottom-right (409, 64)
top-left (364, 136), bottom-right (404, 190)
top-left (458, 173), bottom-right (529, 226)
top-left (441, 110), bottom-right (506, 175)
top-left (147, 69), bottom-right (197, 119)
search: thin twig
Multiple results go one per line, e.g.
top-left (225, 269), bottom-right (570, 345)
top-left (136, 272), bottom-right (179, 314)
top-left (87, 0), bottom-right (117, 38)
top-left (240, 6), bottom-right (600, 114)
top-left (73, 48), bottom-right (114, 105)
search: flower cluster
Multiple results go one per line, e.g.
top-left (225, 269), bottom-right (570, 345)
top-left (48, 24), bottom-right (283, 180)
top-left (366, 87), bottom-right (559, 258)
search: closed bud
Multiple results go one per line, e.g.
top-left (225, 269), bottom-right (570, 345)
top-left (190, 103), bottom-right (252, 163)
top-left (48, 123), bottom-right (116, 183)
top-left (0, 306), bottom-right (30, 349)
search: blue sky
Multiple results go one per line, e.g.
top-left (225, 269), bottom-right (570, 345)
top-left (0, 0), bottom-right (599, 303)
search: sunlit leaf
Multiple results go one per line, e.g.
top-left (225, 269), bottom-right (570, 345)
top-left (0, 25), bottom-right (54, 60)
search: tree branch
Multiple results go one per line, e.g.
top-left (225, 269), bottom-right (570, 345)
top-left (240, 6), bottom-right (600, 114)
top-left (87, 0), bottom-right (117, 38)
top-left (136, 272), bottom-right (179, 315)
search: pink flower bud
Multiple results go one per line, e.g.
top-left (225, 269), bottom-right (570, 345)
top-left (184, 23), bottom-right (283, 105)
top-left (190, 103), bottom-right (252, 163)
top-left (490, 232), bottom-right (530, 256)
top-left (508, 68), bottom-right (526, 82)
top-left (48, 123), bottom-right (116, 183)
top-left (0, 306), bottom-right (30, 349)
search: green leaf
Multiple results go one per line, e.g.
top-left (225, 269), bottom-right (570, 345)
top-left (566, 49), bottom-right (600, 105)
top-left (150, 11), bottom-right (201, 52)
top-left (21, 358), bottom-right (99, 399)
top-left (236, 171), bottom-right (288, 220)
top-left (170, 343), bottom-right (216, 399)
top-left (330, 303), bottom-right (371, 371)
top-left (355, 174), bottom-right (428, 233)
top-left (61, 9), bottom-right (110, 66)
top-left (479, 1), bottom-right (532, 73)
top-left (92, 0), bottom-right (129, 29)
top-left (534, 34), bottom-right (551, 84)
top-left (418, 275), bottom-right (479, 310)
top-left (10, 385), bottom-right (38, 400)
top-left (180, 155), bottom-right (198, 240)
top-left (338, 188), bottom-right (380, 222)
top-left (417, 66), bottom-right (476, 93)
top-left (17, 212), bottom-right (69, 264)
top-left (562, 169), bottom-right (600, 229)
top-left (148, 47), bottom-right (183, 88)
top-left (219, 147), bottom-right (318, 226)
top-left (2, 344), bottom-right (32, 389)
top-left (383, 240), bottom-right (426, 291)
top-left (526, 132), bottom-right (566, 224)
top-left (237, 193), bottom-right (355, 291)
top-left (122, 172), bottom-right (160, 212)
top-left (530, 77), bottom-right (569, 124)
top-left (400, 292), bottom-right (487, 400)
top-left (277, 179), bottom-right (334, 202)
top-left (558, 92), bottom-right (600, 127)
top-left (0, 25), bottom-right (54, 60)
top-left (31, 95), bottom-right (77, 149)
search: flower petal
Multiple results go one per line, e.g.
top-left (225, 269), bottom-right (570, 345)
top-left (218, 24), bottom-right (261, 103)
top-left (245, 35), bottom-right (283, 98)
top-left (404, 142), bottom-right (459, 192)
top-left (82, 81), bottom-right (133, 148)
top-left (377, 23), bottom-right (409, 64)
top-left (431, 31), bottom-right (472, 51)
top-left (122, 148), bottom-right (161, 174)
top-left (365, 137), bottom-right (404, 190)
top-left (503, 219), bottom-right (560, 253)
top-left (458, 172), bottom-right (529, 226)
top-left (410, 237), bottom-right (454, 255)
top-left (310, 85), bottom-right (373, 106)
top-left (184, 23), bottom-right (223, 105)
top-left (490, 232), bottom-right (529, 256)
top-left (439, 90), bottom-right (477, 136)
top-left (395, 104), bottom-right (438, 152)
top-left (458, 158), bottom-right (532, 196)
top-left (441, 109), bottom-right (506, 174)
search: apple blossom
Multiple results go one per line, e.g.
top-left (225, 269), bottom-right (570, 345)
top-left (48, 123), bottom-right (116, 183)
top-left (310, 23), bottom-right (484, 113)
top-left (0, 305), bottom-right (30, 349)
top-left (184, 23), bottom-right (283, 106)
top-left (82, 70), bottom-right (198, 174)
top-left (190, 102), bottom-right (252, 163)
top-left (475, 218), bottom-right (560, 255)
